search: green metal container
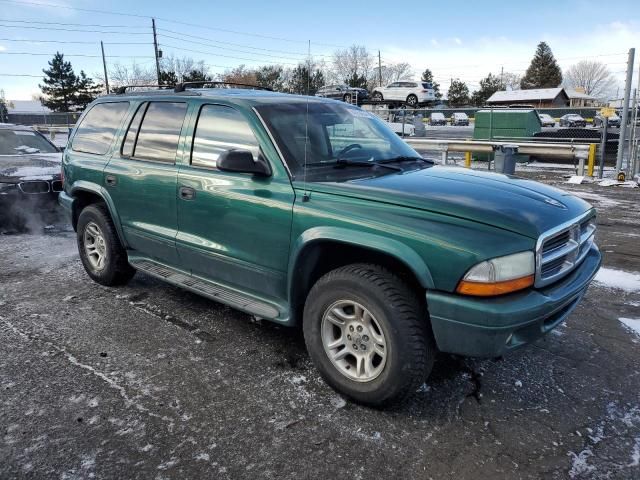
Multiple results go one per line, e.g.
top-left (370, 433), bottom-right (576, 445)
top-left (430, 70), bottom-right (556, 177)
top-left (472, 109), bottom-right (541, 162)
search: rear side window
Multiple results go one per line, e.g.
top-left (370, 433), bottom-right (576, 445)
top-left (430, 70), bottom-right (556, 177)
top-left (72, 102), bottom-right (129, 155)
top-left (132, 102), bottom-right (187, 163)
top-left (121, 102), bottom-right (147, 157)
top-left (191, 105), bottom-right (260, 170)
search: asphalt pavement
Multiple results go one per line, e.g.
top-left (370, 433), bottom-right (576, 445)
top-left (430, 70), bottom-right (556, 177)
top-left (1, 170), bottom-right (639, 479)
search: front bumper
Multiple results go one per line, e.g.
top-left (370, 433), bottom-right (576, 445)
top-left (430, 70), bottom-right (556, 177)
top-left (426, 244), bottom-right (601, 358)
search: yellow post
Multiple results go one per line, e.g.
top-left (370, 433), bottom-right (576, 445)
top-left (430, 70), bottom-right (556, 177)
top-left (587, 143), bottom-right (596, 176)
top-left (465, 151), bottom-right (472, 168)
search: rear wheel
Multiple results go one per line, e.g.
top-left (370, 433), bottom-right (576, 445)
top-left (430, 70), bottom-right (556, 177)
top-left (77, 204), bottom-right (135, 286)
top-left (343, 93), bottom-right (352, 103)
top-left (303, 263), bottom-right (435, 408)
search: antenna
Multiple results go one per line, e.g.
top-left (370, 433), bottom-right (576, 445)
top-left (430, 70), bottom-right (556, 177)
top-left (302, 40), bottom-right (311, 202)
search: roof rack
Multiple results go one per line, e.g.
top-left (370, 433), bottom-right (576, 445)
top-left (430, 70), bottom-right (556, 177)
top-left (113, 84), bottom-right (174, 94)
top-left (174, 81), bottom-right (272, 93)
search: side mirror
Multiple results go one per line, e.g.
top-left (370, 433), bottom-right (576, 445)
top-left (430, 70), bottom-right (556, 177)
top-left (217, 149), bottom-right (271, 177)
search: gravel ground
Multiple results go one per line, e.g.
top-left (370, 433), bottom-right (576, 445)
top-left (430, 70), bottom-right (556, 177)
top-left (1, 170), bottom-right (639, 479)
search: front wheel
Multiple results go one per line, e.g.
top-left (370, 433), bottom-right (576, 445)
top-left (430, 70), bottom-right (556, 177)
top-left (406, 94), bottom-right (418, 107)
top-left (77, 204), bottom-right (135, 286)
top-left (372, 92), bottom-right (383, 102)
top-left (303, 264), bottom-right (435, 408)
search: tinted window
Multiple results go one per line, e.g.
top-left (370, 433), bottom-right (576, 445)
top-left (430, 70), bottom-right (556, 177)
top-left (133, 102), bottom-right (187, 163)
top-left (72, 102), bottom-right (129, 155)
top-left (122, 102), bottom-right (147, 157)
top-left (388, 83), bottom-right (400, 88)
top-left (191, 105), bottom-right (260, 170)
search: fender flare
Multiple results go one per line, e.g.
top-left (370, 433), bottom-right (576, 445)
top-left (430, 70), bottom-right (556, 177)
top-left (287, 226), bottom-right (435, 302)
top-left (70, 181), bottom-right (128, 248)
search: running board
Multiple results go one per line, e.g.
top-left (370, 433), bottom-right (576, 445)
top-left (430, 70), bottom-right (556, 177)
top-left (130, 258), bottom-right (280, 319)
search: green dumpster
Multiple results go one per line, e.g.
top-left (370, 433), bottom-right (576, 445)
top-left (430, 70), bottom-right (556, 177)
top-left (472, 109), bottom-right (541, 163)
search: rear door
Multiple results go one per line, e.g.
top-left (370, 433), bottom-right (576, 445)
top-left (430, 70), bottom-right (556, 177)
top-left (176, 103), bottom-right (295, 301)
top-left (104, 101), bottom-right (188, 265)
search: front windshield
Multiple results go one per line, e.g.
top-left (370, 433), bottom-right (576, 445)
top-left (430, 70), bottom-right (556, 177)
top-left (0, 129), bottom-right (59, 155)
top-left (255, 101), bottom-right (423, 182)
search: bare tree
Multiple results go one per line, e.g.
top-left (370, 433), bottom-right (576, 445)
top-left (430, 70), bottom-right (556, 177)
top-left (332, 45), bottom-right (375, 87)
top-left (218, 65), bottom-right (258, 85)
top-left (160, 55), bottom-right (208, 82)
top-left (371, 62), bottom-right (413, 88)
top-left (95, 61), bottom-right (156, 87)
top-left (564, 60), bottom-right (616, 99)
top-left (501, 71), bottom-right (522, 91)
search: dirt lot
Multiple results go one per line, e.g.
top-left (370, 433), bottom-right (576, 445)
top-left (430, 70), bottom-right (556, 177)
top-left (1, 170), bottom-right (639, 479)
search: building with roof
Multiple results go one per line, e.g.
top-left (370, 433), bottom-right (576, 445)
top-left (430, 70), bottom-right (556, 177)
top-left (7, 100), bottom-right (51, 114)
top-left (486, 88), bottom-right (569, 108)
top-left (564, 88), bottom-right (599, 107)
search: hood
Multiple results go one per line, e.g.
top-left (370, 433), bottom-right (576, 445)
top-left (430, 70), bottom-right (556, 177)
top-left (0, 152), bottom-right (62, 182)
top-left (311, 166), bottom-right (593, 239)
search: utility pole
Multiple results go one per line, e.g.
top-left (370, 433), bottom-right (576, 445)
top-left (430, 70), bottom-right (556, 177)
top-left (152, 18), bottom-right (161, 85)
top-left (378, 50), bottom-right (382, 87)
top-left (100, 41), bottom-right (109, 94)
top-left (616, 47), bottom-right (635, 174)
top-left (500, 66), bottom-right (504, 87)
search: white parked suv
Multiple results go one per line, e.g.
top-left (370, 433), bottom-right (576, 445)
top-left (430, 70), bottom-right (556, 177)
top-left (371, 81), bottom-right (436, 107)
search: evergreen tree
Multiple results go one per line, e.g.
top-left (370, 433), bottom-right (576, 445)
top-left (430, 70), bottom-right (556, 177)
top-left (288, 64), bottom-right (324, 95)
top-left (75, 71), bottom-right (102, 110)
top-left (471, 73), bottom-right (503, 106)
top-left (346, 72), bottom-right (367, 89)
top-left (0, 89), bottom-right (8, 123)
top-left (183, 69), bottom-right (211, 82)
top-left (255, 65), bottom-right (285, 91)
top-left (421, 69), bottom-right (442, 99)
top-left (159, 70), bottom-right (178, 86)
top-left (447, 79), bottom-right (469, 106)
top-left (520, 42), bottom-right (562, 89)
top-left (39, 52), bottom-right (78, 112)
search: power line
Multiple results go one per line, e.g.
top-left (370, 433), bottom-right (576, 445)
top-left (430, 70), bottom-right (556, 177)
top-left (0, 51), bottom-right (155, 58)
top-left (0, 23), bottom-right (151, 34)
top-left (0, 18), bottom-right (146, 29)
top-left (159, 43), bottom-right (300, 66)
top-left (0, 0), bottom-right (349, 48)
top-left (0, 38), bottom-right (151, 45)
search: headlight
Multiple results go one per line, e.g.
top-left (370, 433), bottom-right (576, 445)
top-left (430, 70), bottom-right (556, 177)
top-left (456, 251), bottom-right (535, 296)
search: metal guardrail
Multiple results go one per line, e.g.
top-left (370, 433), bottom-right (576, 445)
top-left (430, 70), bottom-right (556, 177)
top-left (405, 138), bottom-right (594, 175)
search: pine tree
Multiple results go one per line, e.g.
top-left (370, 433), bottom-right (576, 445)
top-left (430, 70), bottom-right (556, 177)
top-left (471, 73), bottom-right (503, 106)
top-left (74, 71), bottom-right (102, 110)
top-left (346, 72), bottom-right (367, 89)
top-left (421, 69), bottom-right (442, 99)
top-left (520, 42), bottom-right (562, 89)
top-left (447, 79), bottom-right (469, 106)
top-left (159, 70), bottom-right (178, 86)
top-left (39, 52), bottom-right (78, 112)
top-left (289, 64), bottom-right (324, 95)
top-left (183, 69), bottom-right (211, 83)
top-left (255, 65), bottom-right (284, 91)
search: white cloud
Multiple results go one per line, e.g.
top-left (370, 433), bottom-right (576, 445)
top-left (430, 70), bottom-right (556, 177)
top-left (0, 45), bottom-right (5, 52)
top-left (382, 21), bottom-right (640, 95)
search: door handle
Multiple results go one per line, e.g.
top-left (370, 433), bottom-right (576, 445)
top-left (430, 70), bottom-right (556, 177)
top-left (179, 186), bottom-right (196, 200)
top-left (105, 174), bottom-right (117, 186)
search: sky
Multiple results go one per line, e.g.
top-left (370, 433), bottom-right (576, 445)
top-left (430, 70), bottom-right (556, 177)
top-left (0, 0), bottom-right (639, 100)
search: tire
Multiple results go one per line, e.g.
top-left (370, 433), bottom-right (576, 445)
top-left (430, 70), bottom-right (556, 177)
top-left (343, 93), bottom-right (352, 103)
top-left (372, 92), bottom-right (383, 102)
top-left (406, 94), bottom-right (418, 107)
top-left (303, 263), bottom-right (435, 408)
top-left (77, 203), bottom-right (135, 286)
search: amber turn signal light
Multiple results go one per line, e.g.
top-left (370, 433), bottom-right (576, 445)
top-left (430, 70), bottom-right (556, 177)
top-left (456, 274), bottom-right (535, 297)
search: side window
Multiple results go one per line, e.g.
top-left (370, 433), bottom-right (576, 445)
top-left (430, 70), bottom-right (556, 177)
top-left (388, 83), bottom-right (399, 88)
top-left (133, 102), bottom-right (187, 163)
top-left (191, 105), bottom-right (260, 170)
top-left (121, 102), bottom-right (147, 157)
top-left (71, 102), bottom-right (129, 155)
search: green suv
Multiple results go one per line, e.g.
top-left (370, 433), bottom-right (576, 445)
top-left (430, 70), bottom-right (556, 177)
top-left (60, 84), bottom-right (601, 407)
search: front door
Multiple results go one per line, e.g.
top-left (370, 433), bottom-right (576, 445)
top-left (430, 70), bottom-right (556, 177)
top-left (104, 101), bottom-right (188, 265)
top-left (176, 104), bottom-right (295, 301)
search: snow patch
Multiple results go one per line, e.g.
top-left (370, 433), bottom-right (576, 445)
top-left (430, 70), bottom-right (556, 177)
top-left (594, 268), bottom-right (640, 293)
top-left (568, 449), bottom-right (595, 478)
top-left (619, 318), bottom-right (640, 338)
top-left (569, 191), bottom-right (621, 209)
top-left (630, 437), bottom-right (640, 467)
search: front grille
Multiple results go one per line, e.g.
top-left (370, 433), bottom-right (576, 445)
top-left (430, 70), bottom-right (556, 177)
top-left (536, 213), bottom-right (596, 287)
top-left (18, 180), bottom-right (50, 194)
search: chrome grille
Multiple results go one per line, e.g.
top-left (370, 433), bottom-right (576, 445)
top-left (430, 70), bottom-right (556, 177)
top-left (535, 213), bottom-right (596, 287)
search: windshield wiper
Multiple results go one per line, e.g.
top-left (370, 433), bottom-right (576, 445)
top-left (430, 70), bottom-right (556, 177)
top-left (379, 155), bottom-right (434, 165)
top-left (334, 158), bottom-right (402, 172)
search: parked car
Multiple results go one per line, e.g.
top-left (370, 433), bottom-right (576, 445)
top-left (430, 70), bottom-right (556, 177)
top-left (429, 112), bottom-right (447, 126)
top-left (538, 113), bottom-right (556, 127)
top-left (0, 124), bottom-right (62, 230)
top-left (60, 85), bottom-right (601, 407)
top-left (451, 112), bottom-right (469, 126)
top-left (559, 114), bottom-right (586, 127)
top-left (371, 81), bottom-right (435, 107)
top-left (315, 84), bottom-right (369, 104)
top-left (593, 112), bottom-right (621, 128)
